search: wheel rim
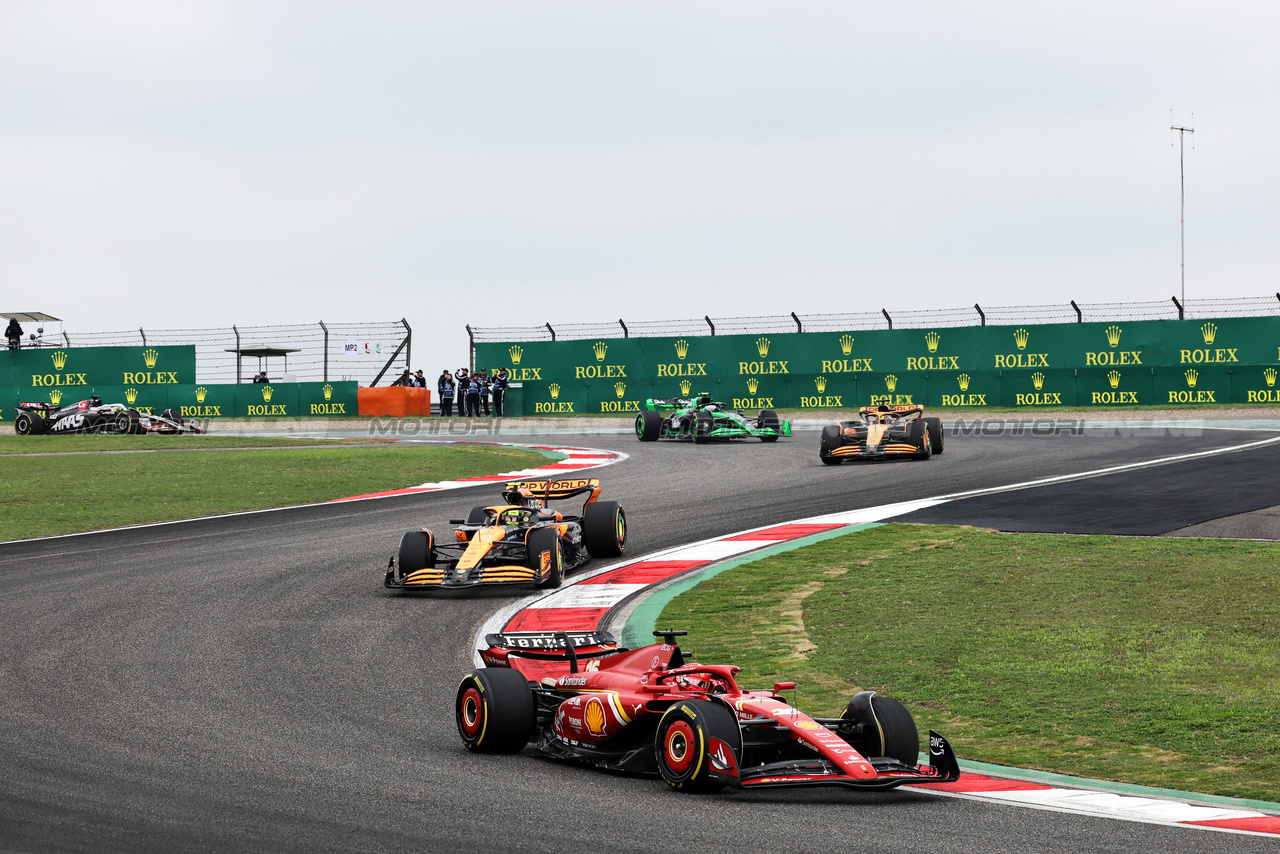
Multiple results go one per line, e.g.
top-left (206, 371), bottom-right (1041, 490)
top-left (662, 721), bottom-right (696, 774)
top-left (615, 511), bottom-right (626, 547)
top-left (459, 687), bottom-right (484, 738)
top-left (634, 415), bottom-right (644, 438)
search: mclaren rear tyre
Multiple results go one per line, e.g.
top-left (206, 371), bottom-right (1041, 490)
top-left (655, 700), bottom-right (740, 793)
top-left (636, 410), bottom-right (663, 442)
top-left (465, 506), bottom-right (490, 526)
top-left (456, 668), bottom-right (536, 754)
top-left (841, 691), bottom-right (920, 768)
top-left (583, 500), bottom-right (626, 558)
top-left (925, 417), bottom-right (944, 454)
top-left (758, 409), bottom-right (780, 443)
top-left (907, 420), bottom-right (932, 460)
top-left (528, 527), bottom-right (564, 588)
top-left (819, 424), bottom-right (843, 465)
top-left (14, 411), bottom-right (39, 436)
top-left (693, 411), bottom-right (713, 444)
top-left (398, 530), bottom-right (435, 574)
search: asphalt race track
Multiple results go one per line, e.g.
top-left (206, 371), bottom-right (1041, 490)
top-left (3, 425), bottom-right (1279, 853)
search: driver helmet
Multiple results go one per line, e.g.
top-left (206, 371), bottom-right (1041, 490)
top-left (695, 395), bottom-right (712, 407)
top-left (501, 508), bottom-right (526, 526)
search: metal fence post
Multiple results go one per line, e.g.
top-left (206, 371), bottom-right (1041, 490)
top-left (974, 304), bottom-right (985, 326)
top-left (546, 323), bottom-right (556, 341)
top-left (791, 312), bottom-right (802, 333)
top-left (401, 317), bottom-right (411, 374)
top-left (705, 316), bottom-right (715, 336)
top-left (1172, 296), bottom-right (1184, 320)
top-left (1071, 300), bottom-right (1082, 323)
top-left (319, 321), bottom-right (329, 382)
top-left (139, 328), bottom-right (147, 346)
top-left (467, 325), bottom-right (475, 373)
top-left (619, 319), bottom-right (628, 338)
top-left (233, 325), bottom-right (241, 382)
top-left (882, 309), bottom-right (893, 330)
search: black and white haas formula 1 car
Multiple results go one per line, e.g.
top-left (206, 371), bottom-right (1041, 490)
top-left (458, 629), bottom-right (961, 793)
top-left (13, 396), bottom-right (202, 436)
top-left (385, 479), bottom-right (626, 591)
top-left (818, 404), bottom-right (943, 464)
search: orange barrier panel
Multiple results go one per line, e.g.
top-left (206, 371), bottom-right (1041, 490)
top-left (357, 387), bottom-right (431, 416)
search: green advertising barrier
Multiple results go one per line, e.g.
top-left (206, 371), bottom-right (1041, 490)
top-left (477, 315), bottom-right (1280, 414)
top-left (1, 346), bottom-right (197, 394)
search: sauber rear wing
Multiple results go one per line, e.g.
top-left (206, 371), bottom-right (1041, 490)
top-left (504, 478), bottom-right (603, 507)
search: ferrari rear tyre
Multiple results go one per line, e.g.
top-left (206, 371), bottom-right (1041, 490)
top-left (456, 668), bottom-right (536, 754)
top-left (655, 700), bottom-right (739, 793)
top-left (907, 420), bottom-right (931, 460)
top-left (925, 417), bottom-right (944, 454)
top-left (841, 692), bottom-right (919, 766)
top-left (693, 411), bottom-right (713, 444)
top-left (398, 530), bottom-right (435, 574)
top-left (14, 411), bottom-right (37, 436)
top-left (636, 410), bottom-right (662, 441)
top-left (583, 500), bottom-right (626, 558)
top-left (758, 409), bottom-right (780, 443)
top-left (528, 527), bottom-right (564, 588)
top-left (819, 424), bottom-right (843, 465)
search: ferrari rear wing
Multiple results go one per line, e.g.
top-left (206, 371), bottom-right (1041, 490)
top-left (479, 630), bottom-right (622, 671)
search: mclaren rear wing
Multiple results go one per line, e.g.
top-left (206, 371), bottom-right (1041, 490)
top-left (504, 478), bottom-right (603, 506)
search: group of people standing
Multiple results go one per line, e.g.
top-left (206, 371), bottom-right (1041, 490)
top-left (435, 367), bottom-right (508, 417)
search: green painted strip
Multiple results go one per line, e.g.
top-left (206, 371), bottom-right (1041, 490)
top-left (620, 523), bottom-right (883, 648)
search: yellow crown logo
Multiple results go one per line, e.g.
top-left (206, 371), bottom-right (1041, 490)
top-left (746, 378), bottom-right (759, 394)
top-left (593, 341), bottom-right (608, 361)
top-left (925, 331), bottom-right (940, 353)
top-left (49, 389), bottom-right (63, 405)
top-left (1266, 368), bottom-right (1277, 388)
top-left (614, 381), bottom-right (626, 398)
top-left (839, 334), bottom-right (854, 356)
top-left (815, 376), bottom-right (827, 393)
top-left (509, 345), bottom-right (523, 365)
top-left (679, 379), bottom-right (692, 395)
top-left (1032, 372), bottom-right (1045, 391)
top-left (196, 386), bottom-right (208, 403)
top-left (549, 383), bottom-right (560, 400)
top-left (957, 374), bottom-right (970, 392)
top-left (51, 350), bottom-right (68, 370)
top-left (143, 348), bottom-right (159, 368)
top-left (1107, 370), bottom-right (1121, 389)
top-left (674, 339), bottom-right (689, 359)
top-left (885, 374), bottom-right (898, 392)
top-left (1014, 328), bottom-right (1029, 350)
top-left (756, 337), bottom-right (770, 357)
top-left (1201, 322), bottom-right (1217, 345)
top-left (323, 383), bottom-right (333, 400)
top-left (1105, 325), bottom-right (1122, 347)
top-left (261, 385), bottom-right (273, 402)
top-left (125, 388), bottom-right (138, 404)
top-left (1185, 369), bottom-right (1199, 388)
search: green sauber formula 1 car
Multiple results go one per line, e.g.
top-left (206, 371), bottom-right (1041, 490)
top-left (635, 394), bottom-right (791, 443)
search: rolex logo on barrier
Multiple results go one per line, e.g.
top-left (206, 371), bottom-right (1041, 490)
top-left (674, 339), bottom-right (689, 359)
top-left (49, 389), bottom-right (63, 405)
top-left (885, 374), bottom-right (898, 392)
top-left (614, 382), bottom-right (626, 398)
top-left (1266, 369), bottom-right (1277, 388)
top-left (1014, 328), bottom-right (1029, 350)
top-left (1016, 371), bottom-right (1060, 406)
top-left (1032, 372), bottom-right (1045, 391)
top-left (957, 374), bottom-right (971, 392)
top-left (1094, 369), bottom-right (1137, 404)
top-left (143, 348), bottom-right (159, 368)
top-left (679, 379), bottom-right (692, 396)
top-left (1185, 369), bottom-right (1199, 388)
top-left (1201, 323), bottom-right (1217, 345)
top-left (196, 386), bottom-right (208, 403)
top-left (943, 373), bottom-right (985, 406)
top-left (593, 342), bottom-right (608, 361)
top-left (1108, 371), bottom-right (1122, 389)
top-left (1106, 325), bottom-right (1122, 347)
top-left (509, 345), bottom-right (523, 365)
top-left (839, 334), bottom-right (854, 356)
top-left (261, 385), bottom-right (273, 402)
top-left (125, 388), bottom-right (138, 405)
top-left (925, 331), bottom-right (940, 353)
top-left (1250, 369), bottom-right (1280, 403)
top-left (746, 378), bottom-right (759, 394)
top-left (52, 350), bottom-right (68, 370)
top-left (756, 337), bottom-right (770, 358)
top-left (815, 376), bottom-right (827, 393)
top-left (549, 383), bottom-right (561, 399)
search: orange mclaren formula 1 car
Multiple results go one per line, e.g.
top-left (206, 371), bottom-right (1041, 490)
top-left (384, 479), bottom-right (626, 591)
top-left (818, 404), bottom-right (944, 465)
top-left (459, 629), bottom-right (962, 793)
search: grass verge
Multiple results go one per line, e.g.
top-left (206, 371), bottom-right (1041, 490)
top-left (0, 435), bottom-right (381, 453)
top-left (0, 443), bottom-right (555, 540)
top-left (658, 523), bottom-right (1280, 802)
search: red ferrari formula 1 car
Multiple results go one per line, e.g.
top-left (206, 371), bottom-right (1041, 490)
top-left (458, 629), bottom-right (960, 793)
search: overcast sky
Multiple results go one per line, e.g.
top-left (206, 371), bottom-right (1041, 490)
top-left (2, 1), bottom-right (1277, 373)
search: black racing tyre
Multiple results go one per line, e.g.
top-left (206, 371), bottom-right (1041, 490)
top-left (654, 700), bottom-right (740, 793)
top-left (819, 424), bottom-right (843, 465)
top-left (456, 668), bottom-right (536, 754)
top-left (528, 527), bottom-right (563, 588)
top-left (842, 692), bottom-right (920, 766)
top-left (693, 410), bottom-right (713, 444)
top-left (398, 530), bottom-right (435, 574)
top-left (758, 409), bottom-right (780, 443)
top-left (924, 417), bottom-right (944, 454)
top-left (583, 500), bottom-right (626, 558)
top-left (465, 506), bottom-right (490, 526)
top-left (115, 412), bottom-right (135, 435)
top-left (636, 410), bottom-right (662, 442)
top-left (14, 411), bottom-right (37, 436)
top-left (907, 420), bottom-right (931, 460)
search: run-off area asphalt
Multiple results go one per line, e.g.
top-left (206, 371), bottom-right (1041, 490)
top-left (1, 426), bottom-right (1278, 854)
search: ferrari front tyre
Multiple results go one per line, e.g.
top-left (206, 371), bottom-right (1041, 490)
top-left (758, 409), bottom-right (780, 443)
top-left (456, 668), bottom-right (536, 754)
top-left (841, 692), bottom-right (920, 767)
top-left (398, 530), bottom-right (435, 574)
top-left (925, 417), bottom-right (944, 454)
top-left (655, 700), bottom-right (739, 793)
top-left (819, 424), bottom-right (843, 465)
top-left (693, 411), bottom-right (713, 444)
top-left (583, 500), bottom-right (626, 558)
top-left (636, 410), bottom-right (662, 441)
top-left (14, 412), bottom-right (37, 436)
top-left (528, 527), bottom-right (564, 588)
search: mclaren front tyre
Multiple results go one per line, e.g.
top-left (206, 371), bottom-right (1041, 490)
top-left (819, 424), bottom-right (843, 465)
top-left (528, 527), bottom-right (564, 588)
top-left (925, 417), bottom-right (944, 454)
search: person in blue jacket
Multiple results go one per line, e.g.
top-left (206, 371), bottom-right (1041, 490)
top-left (437, 370), bottom-right (456, 416)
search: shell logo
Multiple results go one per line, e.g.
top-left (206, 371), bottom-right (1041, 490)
top-left (584, 697), bottom-right (607, 736)
top-left (795, 721), bottom-right (821, 730)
